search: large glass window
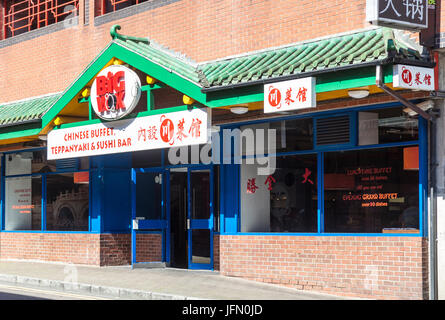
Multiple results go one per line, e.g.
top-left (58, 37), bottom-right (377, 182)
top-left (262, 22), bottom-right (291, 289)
top-left (46, 173), bottom-right (89, 231)
top-left (97, 0), bottom-right (150, 16)
top-left (240, 118), bottom-right (313, 157)
top-left (5, 176), bottom-right (42, 231)
top-left (3, 150), bottom-right (90, 232)
top-left (5, 150), bottom-right (56, 175)
top-left (270, 118), bottom-right (314, 152)
top-left (4, 0), bottom-right (79, 38)
top-left (240, 154), bottom-right (317, 233)
top-left (358, 107), bottom-right (418, 145)
top-left (132, 149), bottom-right (163, 168)
top-left (324, 146), bottom-right (419, 233)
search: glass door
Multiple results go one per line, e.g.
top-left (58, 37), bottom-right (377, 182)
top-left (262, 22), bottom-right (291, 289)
top-left (131, 168), bottom-right (169, 267)
top-left (187, 166), bottom-right (214, 270)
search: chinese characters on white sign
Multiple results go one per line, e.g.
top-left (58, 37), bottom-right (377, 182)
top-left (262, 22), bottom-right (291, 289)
top-left (47, 109), bottom-right (209, 160)
top-left (393, 64), bottom-right (435, 91)
top-left (264, 77), bottom-right (316, 114)
top-left (366, 0), bottom-right (428, 30)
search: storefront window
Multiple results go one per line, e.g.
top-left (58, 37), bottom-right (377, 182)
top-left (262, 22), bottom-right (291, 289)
top-left (135, 171), bottom-right (163, 220)
top-left (4, 176), bottom-right (42, 231)
top-left (239, 118), bottom-right (313, 158)
top-left (5, 150), bottom-right (56, 175)
top-left (324, 146), bottom-right (419, 233)
top-left (240, 154), bottom-right (317, 233)
top-left (358, 107), bottom-right (418, 145)
top-left (270, 118), bottom-right (314, 152)
top-left (132, 149), bottom-right (163, 168)
top-left (166, 144), bottom-right (213, 166)
top-left (46, 173), bottom-right (89, 231)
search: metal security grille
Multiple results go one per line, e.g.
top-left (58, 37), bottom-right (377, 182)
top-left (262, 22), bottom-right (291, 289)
top-left (316, 115), bottom-right (350, 146)
top-left (56, 158), bottom-right (79, 171)
top-left (101, 0), bottom-right (149, 15)
top-left (4, 0), bottom-right (79, 38)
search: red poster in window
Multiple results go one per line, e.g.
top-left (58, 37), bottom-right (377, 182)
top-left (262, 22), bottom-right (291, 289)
top-left (74, 172), bottom-right (90, 184)
top-left (404, 147), bottom-right (419, 170)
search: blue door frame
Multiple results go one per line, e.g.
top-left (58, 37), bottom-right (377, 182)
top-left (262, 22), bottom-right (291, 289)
top-left (131, 167), bottom-right (170, 268)
top-left (131, 165), bottom-right (214, 270)
top-left (187, 165), bottom-right (214, 270)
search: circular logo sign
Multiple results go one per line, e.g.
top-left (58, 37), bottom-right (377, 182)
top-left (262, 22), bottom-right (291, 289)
top-left (401, 67), bottom-right (413, 86)
top-left (160, 116), bottom-right (174, 143)
top-left (91, 65), bottom-right (141, 120)
top-left (268, 87), bottom-right (281, 108)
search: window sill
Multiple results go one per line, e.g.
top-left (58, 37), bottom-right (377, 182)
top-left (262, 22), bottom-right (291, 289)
top-left (0, 17), bottom-right (78, 49)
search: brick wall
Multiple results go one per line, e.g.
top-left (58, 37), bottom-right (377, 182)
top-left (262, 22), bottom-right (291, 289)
top-left (219, 235), bottom-right (429, 300)
top-left (213, 233), bottom-right (220, 271)
top-left (0, 232), bottom-right (101, 265)
top-left (0, 0), bottom-right (370, 103)
top-left (0, 232), bottom-right (162, 267)
top-left (135, 233), bottom-right (163, 264)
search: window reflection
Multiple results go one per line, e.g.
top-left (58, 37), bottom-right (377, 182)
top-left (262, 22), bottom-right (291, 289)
top-left (324, 147), bottom-right (419, 233)
top-left (241, 154), bottom-right (317, 233)
top-left (46, 173), bottom-right (89, 231)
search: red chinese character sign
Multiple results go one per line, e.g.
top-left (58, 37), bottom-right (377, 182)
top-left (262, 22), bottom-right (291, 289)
top-left (90, 65), bottom-right (141, 120)
top-left (264, 77), bottom-right (316, 114)
top-left (393, 64), bottom-right (435, 91)
top-left (47, 109), bottom-right (209, 160)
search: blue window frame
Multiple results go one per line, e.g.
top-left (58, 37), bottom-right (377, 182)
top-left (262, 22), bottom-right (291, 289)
top-left (219, 102), bottom-right (427, 237)
top-left (0, 147), bottom-right (92, 233)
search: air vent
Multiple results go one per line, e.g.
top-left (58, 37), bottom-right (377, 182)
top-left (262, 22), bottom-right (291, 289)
top-left (316, 116), bottom-right (350, 146)
top-left (56, 158), bottom-right (80, 171)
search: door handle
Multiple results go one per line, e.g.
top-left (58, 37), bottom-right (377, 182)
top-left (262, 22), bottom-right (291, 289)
top-left (187, 219), bottom-right (190, 230)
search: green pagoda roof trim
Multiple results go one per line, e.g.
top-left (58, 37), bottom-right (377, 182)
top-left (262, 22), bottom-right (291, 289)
top-left (198, 27), bottom-right (427, 88)
top-left (0, 92), bottom-right (62, 127)
top-left (110, 25), bottom-right (430, 89)
top-left (0, 26), bottom-right (430, 132)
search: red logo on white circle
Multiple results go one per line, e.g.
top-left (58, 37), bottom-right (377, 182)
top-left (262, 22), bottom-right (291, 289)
top-left (160, 116), bottom-right (174, 143)
top-left (268, 87), bottom-right (281, 108)
top-left (401, 68), bottom-right (413, 86)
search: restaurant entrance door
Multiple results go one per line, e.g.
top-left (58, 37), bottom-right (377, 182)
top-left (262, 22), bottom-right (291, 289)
top-left (170, 166), bottom-right (214, 270)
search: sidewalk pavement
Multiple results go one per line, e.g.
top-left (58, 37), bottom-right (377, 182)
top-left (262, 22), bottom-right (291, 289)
top-left (0, 260), bottom-right (347, 300)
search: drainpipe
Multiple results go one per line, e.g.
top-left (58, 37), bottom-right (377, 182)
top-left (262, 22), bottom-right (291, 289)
top-left (429, 113), bottom-right (438, 300)
top-left (375, 65), bottom-right (438, 300)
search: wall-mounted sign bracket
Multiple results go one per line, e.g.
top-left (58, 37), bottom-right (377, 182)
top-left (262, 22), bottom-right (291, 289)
top-left (375, 65), bottom-right (433, 121)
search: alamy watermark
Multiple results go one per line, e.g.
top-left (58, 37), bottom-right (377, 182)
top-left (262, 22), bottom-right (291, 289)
top-left (167, 127), bottom-right (277, 175)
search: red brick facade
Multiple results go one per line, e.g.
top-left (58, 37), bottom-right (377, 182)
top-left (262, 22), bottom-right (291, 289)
top-left (0, 0), bottom-right (370, 103)
top-left (0, 232), bottom-right (162, 266)
top-left (219, 235), bottom-right (428, 300)
top-left (0, 232), bottom-right (101, 265)
top-left (0, 0), bottom-right (434, 300)
top-left (0, 232), bottom-right (428, 299)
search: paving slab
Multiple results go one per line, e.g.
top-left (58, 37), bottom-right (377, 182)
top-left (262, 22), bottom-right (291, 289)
top-left (0, 260), bottom-right (346, 300)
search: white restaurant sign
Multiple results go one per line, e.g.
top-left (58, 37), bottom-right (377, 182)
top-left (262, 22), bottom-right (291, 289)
top-left (264, 77), bottom-right (316, 113)
top-left (393, 64), bottom-right (435, 91)
top-left (47, 109), bottom-right (209, 160)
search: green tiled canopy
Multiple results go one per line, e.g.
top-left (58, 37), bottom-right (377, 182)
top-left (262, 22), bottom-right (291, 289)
top-left (0, 93), bottom-right (62, 127)
top-left (114, 26), bottom-right (426, 88)
top-left (0, 27), bottom-right (427, 128)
